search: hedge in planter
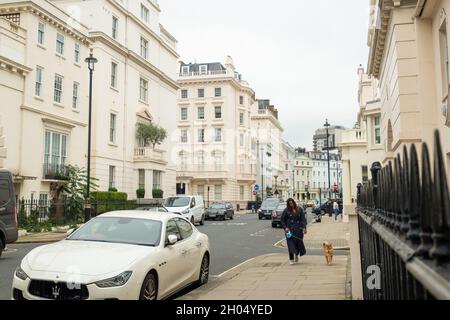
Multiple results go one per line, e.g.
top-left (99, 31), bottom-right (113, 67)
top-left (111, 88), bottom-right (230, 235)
top-left (152, 189), bottom-right (164, 199)
top-left (136, 189), bottom-right (145, 199)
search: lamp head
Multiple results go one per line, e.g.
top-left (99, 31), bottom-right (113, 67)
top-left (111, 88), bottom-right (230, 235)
top-left (85, 49), bottom-right (98, 71)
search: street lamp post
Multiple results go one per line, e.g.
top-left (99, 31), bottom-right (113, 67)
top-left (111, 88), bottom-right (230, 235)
top-left (324, 119), bottom-right (332, 201)
top-left (261, 147), bottom-right (264, 201)
top-left (274, 175), bottom-right (278, 199)
top-left (84, 49), bottom-right (98, 223)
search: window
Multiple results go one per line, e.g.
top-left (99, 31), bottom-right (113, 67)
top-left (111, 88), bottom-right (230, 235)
top-left (74, 43), bottom-right (80, 63)
top-left (181, 108), bottom-right (188, 120)
top-left (180, 129), bottom-right (188, 143)
top-left (198, 88), bottom-right (204, 98)
top-left (215, 88), bottom-right (221, 97)
top-left (240, 186), bottom-right (245, 200)
top-left (111, 62), bottom-right (118, 88)
top-left (176, 218), bottom-right (193, 239)
top-left (239, 96), bottom-right (244, 105)
top-left (35, 66), bottom-right (43, 97)
top-left (239, 112), bottom-right (244, 125)
top-left (374, 116), bottom-right (381, 145)
top-left (214, 185), bottom-right (222, 201)
top-left (140, 37), bottom-right (148, 59)
top-left (166, 219), bottom-right (182, 242)
top-left (198, 129), bottom-right (205, 143)
top-left (109, 166), bottom-right (116, 189)
top-left (440, 20), bottom-right (450, 98)
top-left (215, 128), bottom-right (222, 142)
top-left (240, 159), bottom-right (245, 173)
top-left (240, 134), bottom-right (244, 147)
top-left (181, 66), bottom-right (189, 76)
top-left (44, 131), bottom-right (68, 170)
top-left (110, 113), bottom-right (117, 143)
top-left (140, 78), bottom-right (148, 102)
top-left (153, 171), bottom-right (162, 190)
top-left (54, 74), bottom-right (63, 103)
top-left (197, 185), bottom-right (205, 196)
top-left (112, 16), bottom-right (118, 39)
top-left (141, 4), bottom-right (149, 23)
top-left (72, 82), bottom-right (79, 109)
top-left (214, 153), bottom-right (223, 171)
top-left (56, 33), bottom-right (65, 55)
top-left (37, 21), bottom-right (45, 45)
top-left (215, 106), bottom-right (222, 119)
top-left (199, 65), bottom-right (207, 75)
top-left (362, 165), bottom-right (369, 183)
top-left (138, 169), bottom-right (145, 190)
top-left (197, 152), bottom-right (205, 170)
top-left (198, 107), bottom-right (205, 120)
top-left (181, 89), bottom-right (188, 99)
top-left (180, 153), bottom-right (188, 171)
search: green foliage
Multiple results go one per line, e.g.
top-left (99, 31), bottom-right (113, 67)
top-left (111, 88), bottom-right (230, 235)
top-left (136, 189), bottom-right (146, 199)
top-left (152, 188), bottom-right (164, 199)
top-left (91, 191), bottom-right (128, 201)
top-left (136, 122), bottom-right (168, 149)
top-left (108, 187), bottom-right (118, 192)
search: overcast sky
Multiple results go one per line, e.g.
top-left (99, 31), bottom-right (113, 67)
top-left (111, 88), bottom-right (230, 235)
top-left (159, 0), bottom-right (370, 150)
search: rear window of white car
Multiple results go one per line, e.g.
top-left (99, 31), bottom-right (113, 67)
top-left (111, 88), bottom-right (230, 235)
top-left (68, 217), bottom-right (162, 247)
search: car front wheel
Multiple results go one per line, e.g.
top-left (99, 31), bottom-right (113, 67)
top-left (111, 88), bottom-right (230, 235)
top-left (197, 254), bottom-right (209, 286)
top-left (0, 238), bottom-right (4, 258)
top-left (190, 216), bottom-right (195, 225)
top-left (199, 215), bottom-right (205, 226)
top-left (139, 273), bottom-right (157, 300)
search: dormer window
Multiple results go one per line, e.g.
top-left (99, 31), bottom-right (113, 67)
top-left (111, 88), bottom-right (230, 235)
top-left (181, 66), bottom-right (190, 76)
top-left (199, 65), bottom-right (207, 75)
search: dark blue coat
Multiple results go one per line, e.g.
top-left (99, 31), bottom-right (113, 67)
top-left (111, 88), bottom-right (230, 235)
top-left (281, 208), bottom-right (307, 238)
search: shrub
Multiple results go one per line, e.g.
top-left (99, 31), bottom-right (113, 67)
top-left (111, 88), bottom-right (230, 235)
top-left (136, 189), bottom-right (145, 199)
top-left (91, 191), bottom-right (128, 201)
top-left (152, 189), bottom-right (164, 199)
top-left (108, 187), bottom-right (118, 192)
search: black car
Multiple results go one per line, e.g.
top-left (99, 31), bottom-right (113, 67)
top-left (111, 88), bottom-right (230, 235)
top-left (271, 203), bottom-right (287, 228)
top-left (258, 197), bottom-right (281, 220)
top-left (0, 170), bottom-right (18, 258)
top-left (206, 202), bottom-right (234, 221)
top-left (312, 200), bottom-right (343, 216)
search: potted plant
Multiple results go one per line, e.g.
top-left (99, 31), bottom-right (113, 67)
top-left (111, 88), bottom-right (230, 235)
top-left (152, 189), bottom-right (163, 199)
top-left (136, 189), bottom-right (145, 199)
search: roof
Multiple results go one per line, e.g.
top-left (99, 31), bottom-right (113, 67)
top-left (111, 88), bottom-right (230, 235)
top-left (98, 211), bottom-right (182, 221)
top-left (180, 62), bottom-right (226, 73)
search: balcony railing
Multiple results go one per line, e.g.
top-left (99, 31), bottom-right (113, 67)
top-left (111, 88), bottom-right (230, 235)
top-left (179, 69), bottom-right (228, 77)
top-left (356, 130), bottom-right (450, 300)
top-left (134, 147), bottom-right (166, 162)
top-left (340, 129), bottom-right (367, 145)
top-left (43, 163), bottom-right (69, 181)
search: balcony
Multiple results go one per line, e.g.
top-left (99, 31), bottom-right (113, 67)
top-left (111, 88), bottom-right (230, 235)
top-left (134, 147), bottom-right (166, 163)
top-left (179, 69), bottom-right (229, 78)
top-left (43, 163), bottom-right (69, 181)
top-left (339, 129), bottom-right (367, 146)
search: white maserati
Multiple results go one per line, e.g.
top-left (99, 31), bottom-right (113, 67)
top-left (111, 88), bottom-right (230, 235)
top-left (11, 211), bottom-right (210, 300)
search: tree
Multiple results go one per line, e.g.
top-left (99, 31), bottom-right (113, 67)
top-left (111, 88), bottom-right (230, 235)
top-left (136, 122), bottom-right (168, 149)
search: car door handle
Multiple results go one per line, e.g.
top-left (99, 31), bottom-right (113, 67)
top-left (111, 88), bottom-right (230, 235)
top-left (196, 242), bottom-right (202, 248)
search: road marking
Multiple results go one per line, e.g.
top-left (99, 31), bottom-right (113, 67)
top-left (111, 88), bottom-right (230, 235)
top-left (215, 257), bottom-right (258, 278)
top-left (274, 238), bottom-right (285, 248)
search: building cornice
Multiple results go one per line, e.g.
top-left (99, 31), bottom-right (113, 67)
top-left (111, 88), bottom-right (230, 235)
top-left (0, 1), bottom-right (91, 45)
top-left (89, 32), bottom-right (179, 90)
top-left (21, 105), bottom-right (87, 128)
top-left (251, 114), bottom-right (284, 132)
top-left (0, 56), bottom-right (32, 76)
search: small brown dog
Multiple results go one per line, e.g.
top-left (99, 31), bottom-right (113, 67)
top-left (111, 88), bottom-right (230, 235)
top-left (323, 242), bottom-right (334, 265)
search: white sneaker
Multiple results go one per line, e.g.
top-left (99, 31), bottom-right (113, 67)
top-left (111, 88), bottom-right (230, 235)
top-left (289, 260), bottom-right (295, 265)
top-left (294, 255), bottom-right (299, 263)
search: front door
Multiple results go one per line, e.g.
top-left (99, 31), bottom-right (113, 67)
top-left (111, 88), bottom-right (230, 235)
top-left (176, 183), bottom-right (187, 195)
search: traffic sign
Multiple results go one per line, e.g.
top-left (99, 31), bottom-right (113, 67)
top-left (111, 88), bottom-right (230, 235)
top-left (253, 191), bottom-right (257, 196)
top-left (254, 184), bottom-right (260, 192)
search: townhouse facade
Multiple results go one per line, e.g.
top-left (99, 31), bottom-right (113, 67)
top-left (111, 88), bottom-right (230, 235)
top-left (0, 0), bottom-right (179, 200)
top-left (175, 57), bottom-right (257, 208)
top-left (0, 0), bottom-right (90, 202)
top-left (309, 150), bottom-right (342, 203)
top-left (278, 140), bottom-right (296, 201)
top-left (293, 152), bottom-right (312, 201)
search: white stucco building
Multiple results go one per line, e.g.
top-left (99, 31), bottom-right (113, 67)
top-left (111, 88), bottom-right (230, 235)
top-left (175, 57), bottom-right (257, 208)
top-left (309, 151), bottom-right (342, 203)
top-left (0, 0), bottom-right (180, 200)
top-left (278, 140), bottom-right (295, 200)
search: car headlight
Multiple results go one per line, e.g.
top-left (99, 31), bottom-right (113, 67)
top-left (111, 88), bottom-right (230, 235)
top-left (257, 209), bottom-right (262, 213)
top-left (182, 209), bottom-right (190, 215)
top-left (15, 266), bottom-right (28, 281)
top-left (95, 271), bottom-right (132, 288)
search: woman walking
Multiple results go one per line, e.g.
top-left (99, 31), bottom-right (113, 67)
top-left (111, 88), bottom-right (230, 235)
top-left (281, 198), bottom-right (308, 265)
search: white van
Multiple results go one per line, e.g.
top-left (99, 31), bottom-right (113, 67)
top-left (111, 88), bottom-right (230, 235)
top-left (164, 195), bottom-right (205, 225)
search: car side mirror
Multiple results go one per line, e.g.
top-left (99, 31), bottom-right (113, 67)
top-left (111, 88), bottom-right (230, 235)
top-left (190, 202), bottom-right (195, 209)
top-left (167, 234), bottom-right (178, 245)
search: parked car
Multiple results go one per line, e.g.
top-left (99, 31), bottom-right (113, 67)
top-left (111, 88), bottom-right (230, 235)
top-left (0, 170), bottom-right (18, 258)
top-left (258, 197), bottom-right (281, 220)
top-left (312, 200), bottom-right (343, 216)
top-left (271, 203), bottom-right (287, 228)
top-left (164, 195), bottom-right (205, 225)
top-left (205, 202), bottom-right (234, 221)
top-left (136, 206), bottom-right (169, 213)
top-left (11, 211), bottom-right (210, 300)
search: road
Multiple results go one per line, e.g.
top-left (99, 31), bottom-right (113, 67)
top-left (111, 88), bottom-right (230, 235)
top-left (0, 210), bottom-right (345, 300)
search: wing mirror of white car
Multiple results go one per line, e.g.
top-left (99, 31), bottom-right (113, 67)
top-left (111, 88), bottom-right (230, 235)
top-left (168, 234), bottom-right (178, 245)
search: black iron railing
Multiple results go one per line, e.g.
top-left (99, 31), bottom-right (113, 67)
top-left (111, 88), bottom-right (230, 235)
top-left (357, 130), bottom-right (450, 300)
top-left (43, 163), bottom-right (69, 180)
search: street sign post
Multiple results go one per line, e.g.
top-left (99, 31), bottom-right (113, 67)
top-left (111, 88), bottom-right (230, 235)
top-left (254, 184), bottom-right (260, 192)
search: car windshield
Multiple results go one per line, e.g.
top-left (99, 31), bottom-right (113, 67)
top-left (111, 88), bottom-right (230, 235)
top-left (261, 199), bottom-right (280, 209)
top-left (164, 197), bottom-right (190, 207)
top-left (67, 217), bottom-right (162, 247)
top-left (210, 204), bottom-right (226, 209)
top-left (276, 204), bottom-right (287, 211)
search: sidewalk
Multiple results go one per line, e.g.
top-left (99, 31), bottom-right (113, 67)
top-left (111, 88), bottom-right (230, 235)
top-left (16, 228), bottom-right (70, 244)
top-left (179, 215), bottom-right (351, 300)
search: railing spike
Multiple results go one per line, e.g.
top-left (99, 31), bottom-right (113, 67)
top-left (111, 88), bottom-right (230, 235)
top-left (387, 162), bottom-right (395, 229)
top-left (430, 130), bottom-right (450, 264)
top-left (401, 146), bottom-right (410, 235)
top-left (407, 144), bottom-right (420, 244)
top-left (417, 143), bottom-right (433, 259)
top-left (394, 154), bottom-right (403, 233)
